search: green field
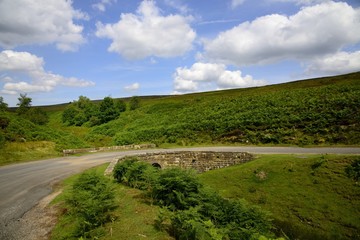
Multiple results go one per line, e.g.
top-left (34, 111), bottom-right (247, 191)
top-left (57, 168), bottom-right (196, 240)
top-left (1, 72), bottom-right (359, 166)
top-left (200, 154), bottom-right (360, 240)
top-left (51, 154), bottom-right (360, 240)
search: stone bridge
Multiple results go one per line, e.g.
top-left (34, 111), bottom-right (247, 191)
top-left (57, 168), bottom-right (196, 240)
top-left (105, 151), bottom-right (254, 175)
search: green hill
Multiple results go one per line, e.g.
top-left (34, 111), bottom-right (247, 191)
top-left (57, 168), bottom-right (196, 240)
top-left (199, 154), bottom-right (360, 240)
top-left (0, 72), bottom-right (359, 164)
top-left (88, 71), bottom-right (360, 147)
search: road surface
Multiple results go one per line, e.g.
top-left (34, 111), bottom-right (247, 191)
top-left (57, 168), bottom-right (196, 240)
top-left (0, 146), bottom-right (359, 239)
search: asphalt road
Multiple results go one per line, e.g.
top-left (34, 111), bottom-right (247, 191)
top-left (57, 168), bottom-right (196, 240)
top-left (1, 146), bottom-right (360, 239)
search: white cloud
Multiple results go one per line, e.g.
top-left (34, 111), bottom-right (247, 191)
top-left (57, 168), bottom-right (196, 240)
top-left (203, 1), bottom-right (360, 66)
top-left (0, 0), bottom-right (87, 51)
top-left (173, 62), bottom-right (266, 93)
top-left (231, 0), bottom-right (246, 9)
top-left (95, 0), bottom-right (196, 60)
top-left (0, 50), bottom-right (95, 95)
top-left (306, 51), bottom-right (360, 75)
top-left (92, 0), bottom-right (117, 12)
top-left (124, 83), bottom-right (140, 91)
top-left (267, 0), bottom-right (331, 5)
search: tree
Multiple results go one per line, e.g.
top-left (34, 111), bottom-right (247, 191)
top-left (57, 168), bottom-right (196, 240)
top-left (75, 95), bottom-right (98, 120)
top-left (16, 93), bottom-right (32, 115)
top-left (115, 99), bottom-right (126, 113)
top-left (99, 96), bottom-right (118, 124)
top-left (129, 96), bottom-right (140, 110)
top-left (61, 96), bottom-right (99, 126)
top-left (75, 95), bottom-right (92, 110)
top-left (62, 105), bottom-right (80, 125)
top-left (26, 107), bottom-right (49, 125)
top-left (0, 96), bottom-right (8, 111)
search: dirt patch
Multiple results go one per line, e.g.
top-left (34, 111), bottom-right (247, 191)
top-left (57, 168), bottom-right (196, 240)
top-left (13, 190), bottom-right (62, 240)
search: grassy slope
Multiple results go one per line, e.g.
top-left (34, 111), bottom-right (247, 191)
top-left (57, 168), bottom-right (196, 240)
top-left (1, 72), bottom-right (359, 165)
top-left (0, 110), bottom-right (89, 166)
top-left (89, 71), bottom-right (360, 146)
top-left (51, 154), bottom-right (360, 240)
top-left (199, 154), bottom-right (360, 240)
top-left (51, 164), bottom-right (172, 240)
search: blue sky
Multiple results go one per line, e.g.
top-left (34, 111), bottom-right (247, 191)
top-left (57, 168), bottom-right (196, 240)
top-left (0, 0), bottom-right (359, 106)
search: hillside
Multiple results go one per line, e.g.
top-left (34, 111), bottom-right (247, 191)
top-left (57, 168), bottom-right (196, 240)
top-left (199, 154), bottom-right (360, 240)
top-left (88, 72), bottom-right (360, 147)
top-left (0, 72), bottom-right (359, 164)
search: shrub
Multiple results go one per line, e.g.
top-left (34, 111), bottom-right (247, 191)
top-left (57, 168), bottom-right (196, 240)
top-left (25, 107), bottom-right (49, 125)
top-left (170, 207), bottom-right (226, 240)
top-left (0, 116), bottom-right (10, 129)
top-left (151, 168), bottom-right (203, 211)
top-left (115, 99), bottom-right (126, 112)
top-left (65, 171), bottom-right (117, 238)
top-left (129, 96), bottom-right (140, 110)
top-left (114, 161), bottom-right (278, 240)
top-left (345, 158), bottom-right (360, 181)
top-left (113, 132), bottom-right (137, 145)
top-left (114, 157), bottom-right (159, 190)
top-left (0, 131), bottom-right (5, 148)
top-left (99, 96), bottom-right (119, 124)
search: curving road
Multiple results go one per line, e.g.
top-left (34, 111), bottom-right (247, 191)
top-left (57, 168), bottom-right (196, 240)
top-left (1, 146), bottom-right (360, 239)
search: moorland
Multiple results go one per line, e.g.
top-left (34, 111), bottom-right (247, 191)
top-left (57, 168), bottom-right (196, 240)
top-left (0, 71), bottom-right (359, 165)
top-left (0, 72), bottom-right (359, 240)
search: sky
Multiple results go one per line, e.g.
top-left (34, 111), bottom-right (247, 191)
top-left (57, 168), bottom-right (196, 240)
top-left (0, 0), bottom-right (360, 107)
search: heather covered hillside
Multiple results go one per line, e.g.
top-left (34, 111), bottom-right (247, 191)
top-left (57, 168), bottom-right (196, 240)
top-left (88, 72), bottom-right (360, 147)
top-left (0, 72), bottom-right (359, 164)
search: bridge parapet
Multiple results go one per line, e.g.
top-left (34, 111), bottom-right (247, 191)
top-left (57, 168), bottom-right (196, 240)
top-left (105, 151), bottom-right (254, 175)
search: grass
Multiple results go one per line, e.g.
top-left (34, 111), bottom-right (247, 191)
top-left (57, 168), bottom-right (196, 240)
top-left (50, 154), bottom-right (360, 240)
top-left (0, 141), bottom-right (60, 166)
top-left (50, 164), bottom-right (172, 240)
top-left (102, 187), bottom-right (172, 240)
top-left (199, 154), bottom-right (360, 240)
top-left (1, 72), bottom-right (359, 166)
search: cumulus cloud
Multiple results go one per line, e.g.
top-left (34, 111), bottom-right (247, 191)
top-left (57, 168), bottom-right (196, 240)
top-left (95, 0), bottom-right (196, 60)
top-left (124, 83), bottom-right (140, 91)
top-left (0, 0), bottom-right (87, 51)
top-left (306, 51), bottom-right (360, 75)
top-left (0, 50), bottom-right (94, 95)
top-left (203, 1), bottom-right (360, 66)
top-left (92, 0), bottom-right (117, 12)
top-left (173, 62), bottom-right (266, 93)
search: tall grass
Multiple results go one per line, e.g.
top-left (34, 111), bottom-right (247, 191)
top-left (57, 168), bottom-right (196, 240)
top-left (0, 141), bottom-right (59, 166)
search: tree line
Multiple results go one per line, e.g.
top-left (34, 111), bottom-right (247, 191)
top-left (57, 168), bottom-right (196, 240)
top-left (62, 95), bottom-right (140, 126)
top-left (1, 94), bottom-right (49, 125)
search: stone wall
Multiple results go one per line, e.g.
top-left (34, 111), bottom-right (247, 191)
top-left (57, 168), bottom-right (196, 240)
top-left (106, 151), bottom-right (254, 175)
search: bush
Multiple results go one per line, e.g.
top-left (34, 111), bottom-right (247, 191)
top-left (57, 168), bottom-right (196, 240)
top-left (151, 168), bottom-right (202, 211)
top-left (113, 157), bottom-right (159, 190)
top-left (114, 161), bottom-right (278, 240)
top-left (0, 116), bottom-right (10, 129)
top-left (345, 158), bottom-right (360, 181)
top-left (65, 171), bottom-right (117, 238)
top-left (0, 131), bottom-right (5, 148)
top-left (151, 170), bottom-right (275, 240)
top-left (113, 132), bottom-right (138, 145)
top-left (129, 96), bottom-right (140, 110)
top-left (170, 207), bottom-right (226, 240)
top-left (25, 107), bottom-right (49, 125)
